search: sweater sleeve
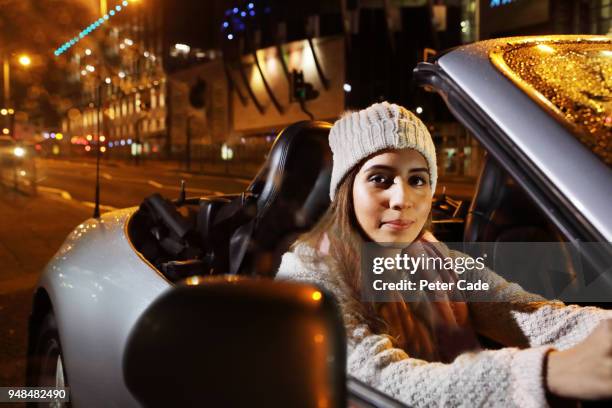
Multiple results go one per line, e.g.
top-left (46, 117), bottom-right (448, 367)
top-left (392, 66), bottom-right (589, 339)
top-left (451, 250), bottom-right (612, 350)
top-left (277, 249), bottom-right (554, 408)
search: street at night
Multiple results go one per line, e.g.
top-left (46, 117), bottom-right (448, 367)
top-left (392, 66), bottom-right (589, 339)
top-left (35, 158), bottom-right (250, 209)
top-left (1, 0), bottom-right (611, 407)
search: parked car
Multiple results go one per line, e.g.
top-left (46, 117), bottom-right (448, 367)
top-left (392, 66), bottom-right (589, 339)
top-left (27, 35), bottom-right (611, 407)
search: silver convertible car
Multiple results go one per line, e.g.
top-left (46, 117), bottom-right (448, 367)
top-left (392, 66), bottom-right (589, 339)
top-left (27, 35), bottom-right (612, 407)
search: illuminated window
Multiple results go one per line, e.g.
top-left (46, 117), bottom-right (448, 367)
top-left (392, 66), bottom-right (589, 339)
top-left (151, 88), bottom-right (157, 109)
top-left (159, 90), bottom-right (165, 107)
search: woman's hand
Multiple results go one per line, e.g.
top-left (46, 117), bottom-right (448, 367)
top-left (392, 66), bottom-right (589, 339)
top-left (547, 319), bottom-right (612, 400)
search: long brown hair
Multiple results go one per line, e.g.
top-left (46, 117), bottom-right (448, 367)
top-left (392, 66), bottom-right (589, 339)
top-left (293, 167), bottom-right (383, 329)
top-left (292, 164), bottom-right (438, 359)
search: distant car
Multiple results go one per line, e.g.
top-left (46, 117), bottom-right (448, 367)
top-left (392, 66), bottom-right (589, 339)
top-left (27, 35), bottom-right (611, 407)
top-left (0, 135), bottom-right (23, 163)
top-left (0, 135), bottom-right (35, 192)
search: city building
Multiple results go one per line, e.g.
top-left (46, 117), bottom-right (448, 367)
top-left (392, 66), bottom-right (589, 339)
top-left (61, 0), bottom-right (167, 159)
top-left (59, 0), bottom-right (611, 179)
top-left (163, 0), bottom-right (457, 172)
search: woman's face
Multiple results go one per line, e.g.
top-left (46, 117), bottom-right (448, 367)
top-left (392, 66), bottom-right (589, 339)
top-left (352, 149), bottom-right (432, 243)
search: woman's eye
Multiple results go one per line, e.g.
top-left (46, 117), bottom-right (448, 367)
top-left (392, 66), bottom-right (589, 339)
top-left (409, 175), bottom-right (428, 187)
top-left (369, 174), bottom-right (391, 186)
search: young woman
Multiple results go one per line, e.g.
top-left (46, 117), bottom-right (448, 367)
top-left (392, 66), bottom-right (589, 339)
top-left (276, 102), bottom-right (612, 407)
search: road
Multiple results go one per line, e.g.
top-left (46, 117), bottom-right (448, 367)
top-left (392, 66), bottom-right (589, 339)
top-left (35, 158), bottom-right (252, 211)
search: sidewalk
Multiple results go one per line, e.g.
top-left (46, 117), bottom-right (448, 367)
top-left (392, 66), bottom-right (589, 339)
top-left (0, 187), bottom-right (92, 391)
top-left (0, 186), bottom-right (91, 291)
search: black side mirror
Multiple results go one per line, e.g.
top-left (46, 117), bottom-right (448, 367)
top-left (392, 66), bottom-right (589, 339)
top-left (123, 276), bottom-right (346, 408)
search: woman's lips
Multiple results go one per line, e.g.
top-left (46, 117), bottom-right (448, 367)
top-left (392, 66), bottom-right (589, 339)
top-left (381, 220), bottom-right (414, 230)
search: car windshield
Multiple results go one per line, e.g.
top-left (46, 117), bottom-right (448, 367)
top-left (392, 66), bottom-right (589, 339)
top-left (490, 37), bottom-right (612, 166)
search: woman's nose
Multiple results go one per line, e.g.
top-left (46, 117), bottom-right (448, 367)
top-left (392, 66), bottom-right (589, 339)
top-left (389, 177), bottom-right (413, 210)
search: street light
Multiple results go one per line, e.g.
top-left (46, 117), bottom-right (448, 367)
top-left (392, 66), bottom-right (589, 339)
top-left (18, 54), bottom-right (31, 67)
top-left (3, 53), bottom-right (31, 110)
top-left (79, 65), bottom-right (114, 219)
top-left (0, 54), bottom-right (30, 141)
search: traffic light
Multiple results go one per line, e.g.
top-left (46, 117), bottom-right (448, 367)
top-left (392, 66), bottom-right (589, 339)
top-left (292, 70), bottom-right (319, 101)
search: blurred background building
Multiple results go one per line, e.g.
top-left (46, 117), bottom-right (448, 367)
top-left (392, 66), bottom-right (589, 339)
top-left (47, 0), bottom-right (611, 177)
top-left (58, 0), bottom-right (166, 159)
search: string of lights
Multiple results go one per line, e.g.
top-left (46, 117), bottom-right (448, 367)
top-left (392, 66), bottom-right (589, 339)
top-left (221, 2), bottom-right (271, 41)
top-left (54, 0), bottom-right (133, 56)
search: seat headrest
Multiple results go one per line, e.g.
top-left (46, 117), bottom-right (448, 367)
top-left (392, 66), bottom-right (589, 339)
top-left (250, 120), bottom-right (333, 226)
top-left (463, 154), bottom-right (548, 242)
top-left (232, 120), bottom-right (333, 276)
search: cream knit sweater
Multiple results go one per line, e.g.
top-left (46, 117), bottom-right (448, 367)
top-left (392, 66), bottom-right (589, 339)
top-left (276, 243), bottom-right (612, 407)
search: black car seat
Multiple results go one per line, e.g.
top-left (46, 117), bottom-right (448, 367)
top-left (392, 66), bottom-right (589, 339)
top-left (463, 154), bottom-right (555, 243)
top-left (198, 120), bottom-right (333, 278)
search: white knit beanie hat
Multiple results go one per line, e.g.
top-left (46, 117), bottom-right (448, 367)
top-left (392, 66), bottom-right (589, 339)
top-left (329, 101), bottom-right (437, 200)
